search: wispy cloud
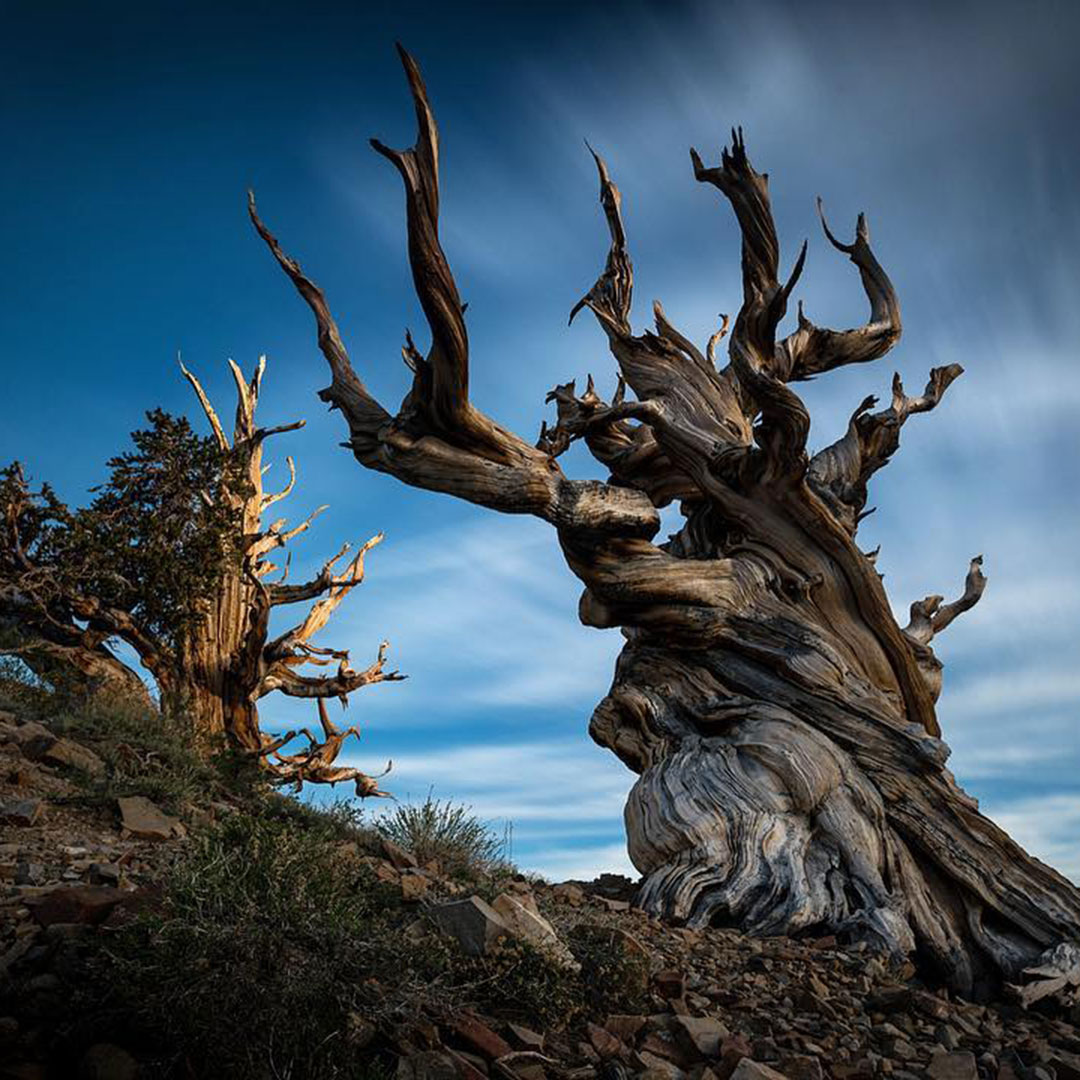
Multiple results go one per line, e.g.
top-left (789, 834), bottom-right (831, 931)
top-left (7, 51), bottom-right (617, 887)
top-left (984, 794), bottom-right (1080, 884)
top-left (337, 737), bottom-right (636, 880)
top-left (3, 0), bottom-right (1076, 886)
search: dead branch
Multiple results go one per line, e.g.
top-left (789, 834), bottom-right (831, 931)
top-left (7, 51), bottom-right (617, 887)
top-left (776, 200), bottom-right (902, 382)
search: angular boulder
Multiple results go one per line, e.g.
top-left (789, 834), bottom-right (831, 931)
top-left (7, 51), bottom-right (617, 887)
top-left (491, 891), bottom-right (579, 971)
top-left (675, 1016), bottom-right (730, 1058)
top-left (427, 896), bottom-right (512, 956)
top-left (927, 1052), bottom-right (978, 1080)
top-left (730, 1062), bottom-right (790, 1080)
top-left (42, 737), bottom-right (104, 776)
top-left (117, 795), bottom-right (184, 841)
top-left (27, 885), bottom-right (127, 927)
top-left (0, 798), bottom-right (43, 826)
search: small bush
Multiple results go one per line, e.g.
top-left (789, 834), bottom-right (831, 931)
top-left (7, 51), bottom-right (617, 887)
top-left (374, 794), bottom-right (511, 879)
top-left (568, 923), bottom-right (651, 1014)
top-left (92, 805), bottom-right (402, 1079)
top-left (63, 792), bottom-right (650, 1078)
top-left (398, 932), bottom-right (582, 1029)
top-left (57, 698), bottom-right (231, 812)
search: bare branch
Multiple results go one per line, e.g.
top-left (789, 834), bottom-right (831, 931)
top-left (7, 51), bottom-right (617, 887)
top-left (570, 144), bottom-right (633, 337)
top-left (370, 44), bottom-right (471, 431)
top-left (808, 364), bottom-right (964, 533)
top-left (776, 200), bottom-right (902, 382)
top-left (691, 129), bottom-right (810, 475)
top-left (932, 555), bottom-right (987, 635)
top-left (267, 698), bottom-right (394, 797)
top-left (248, 192), bottom-right (392, 440)
top-left (705, 314), bottom-right (730, 368)
top-left (256, 420), bottom-right (306, 442)
top-left (179, 357), bottom-right (230, 451)
top-left (228, 357), bottom-right (261, 442)
top-left (268, 533), bottom-right (383, 652)
top-left (568, 145), bottom-right (758, 495)
top-left (251, 504), bottom-right (329, 557)
top-left (906, 556), bottom-right (987, 646)
top-left (267, 540), bottom-right (350, 606)
top-left (259, 640), bottom-right (405, 703)
top-left (262, 455), bottom-right (297, 510)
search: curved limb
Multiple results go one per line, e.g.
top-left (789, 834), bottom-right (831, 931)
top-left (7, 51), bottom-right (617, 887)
top-left (808, 365), bottom-right (964, 533)
top-left (691, 130), bottom-right (810, 478)
top-left (776, 200), bottom-right (902, 382)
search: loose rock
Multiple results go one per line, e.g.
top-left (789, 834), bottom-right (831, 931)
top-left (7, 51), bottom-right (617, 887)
top-left (427, 896), bottom-right (512, 956)
top-left (117, 795), bottom-right (184, 841)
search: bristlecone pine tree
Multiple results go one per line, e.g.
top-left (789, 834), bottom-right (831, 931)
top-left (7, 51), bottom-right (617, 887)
top-left (251, 47), bottom-right (1080, 996)
top-left (1, 360), bottom-right (400, 794)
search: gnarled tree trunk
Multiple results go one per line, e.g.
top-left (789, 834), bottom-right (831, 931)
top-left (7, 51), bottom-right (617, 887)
top-left (2, 363), bottom-right (402, 795)
top-left (159, 358), bottom-right (405, 789)
top-left (252, 47), bottom-right (1080, 997)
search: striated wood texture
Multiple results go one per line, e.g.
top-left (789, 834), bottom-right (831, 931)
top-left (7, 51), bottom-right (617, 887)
top-left (252, 46), bottom-right (1080, 997)
top-left (2, 363), bottom-right (399, 794)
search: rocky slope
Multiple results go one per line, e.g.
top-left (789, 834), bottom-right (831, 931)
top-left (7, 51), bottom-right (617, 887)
top-left (1, 707), bottom-right (1079, 1080)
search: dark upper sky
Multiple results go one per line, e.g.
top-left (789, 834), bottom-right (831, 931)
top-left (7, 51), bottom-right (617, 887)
top-left (2, 0), bottom-right (1078, 878)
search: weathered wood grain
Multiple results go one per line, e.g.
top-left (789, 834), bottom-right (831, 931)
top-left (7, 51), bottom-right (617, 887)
top-left (253, 45), bottom-right (1080, 997)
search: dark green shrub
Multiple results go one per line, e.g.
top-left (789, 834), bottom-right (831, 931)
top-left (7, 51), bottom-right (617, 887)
top-left (94, 806), bottom-right (401, 1079)
top-left (568, 923), bottom-right (651, 1014)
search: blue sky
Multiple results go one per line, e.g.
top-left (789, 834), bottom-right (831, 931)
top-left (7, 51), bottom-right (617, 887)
top-left (2, 0), bottom-right (1078, 881)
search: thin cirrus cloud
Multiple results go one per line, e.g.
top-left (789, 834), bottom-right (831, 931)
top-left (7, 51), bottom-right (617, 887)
top-left (272, 1), bottom-right (1076, 882)
top-left (2, 1), bottom-right (1076, 882)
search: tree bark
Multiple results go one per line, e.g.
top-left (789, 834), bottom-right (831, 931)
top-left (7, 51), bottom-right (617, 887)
top-left (2, 364), bottom-right (401, 795)
top-left (252, 47), bottom-right (1080, 997)
top-left (169, 358), bottom-right (403, 788)
top-left (0, 612), bottom-right (152, 710)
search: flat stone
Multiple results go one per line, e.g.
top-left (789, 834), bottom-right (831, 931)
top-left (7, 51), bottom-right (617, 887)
top-left (912, 989), bottom-right (951, 1021)
top-left (506, 1022), bottom-right (544, 1052)
top-left (89, 862), bottom-right (121, 885)
top-left (42, 737), bottom-right (104, 775)
top-left (428, 896), bottom-right (512, 956)
top-left (446, 1049), bottom-right (488, 1080)
top-left (654, 969), bottom-right (686, 1000)
top-left (400, 873), bottom-right (429, 901)
top-left (491, 891), bottom-right (579, 970)
top-left (637, 1051), bottom-right (685, 1080)
top-left (587, 1022), bottom-right (626, 1059)
top-left (5, 720), bottom-right (54, 752)
top-left (375, 860), bottom-right (400, 883)
top-left (865, 985), bottom-right (912, 1013)
top-left (449, 1012), bottom-right (513, 1059)
top-left (730, 1062), bottom-right (790, 1080)
top-left (780, 1056), bottom-right (824, 1080)
top-left (605, 1015), bottom-right (647, 1044)
top-left (501, 1062), bottom-right (546, 1080)
top-left (675, 1016), bottom-right (729, 1058)
top-left (926, 1052), bottom-right (978, 1080)
top-left (398, 1051), bottom-right (459, 1080)
top-left (552, 882), bottom-right (584, 905)
top-left (382, 837), bottom-right (418, 869)
top-left (596, 896), bottom-right (631, 912)
top-left (117, 795), bottom-right (183, 840)
top-left (27, 885), bottom-right (127, 926)
top-left (15, 862), bottom-right (49, 886)
top-left (0, 798), bottom-right (42, 826)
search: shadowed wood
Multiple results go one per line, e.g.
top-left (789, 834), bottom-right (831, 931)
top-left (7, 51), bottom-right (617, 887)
top-left (252, 45), bottom-right (1080, 997)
